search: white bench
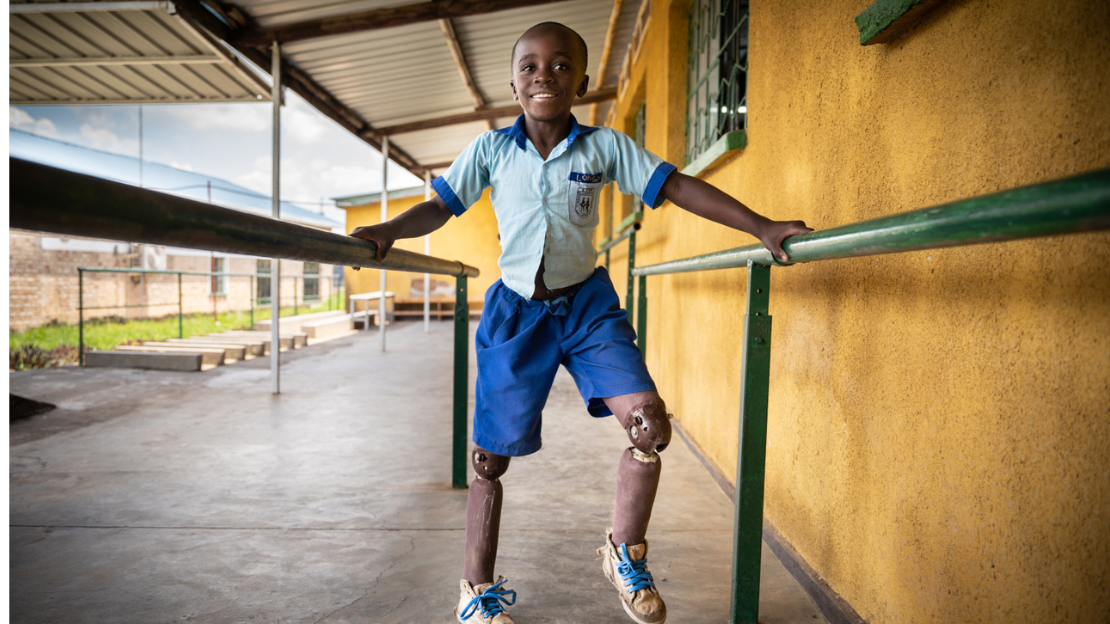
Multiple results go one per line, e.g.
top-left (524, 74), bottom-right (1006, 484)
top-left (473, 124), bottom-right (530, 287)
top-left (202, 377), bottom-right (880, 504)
top-left (117, 344), bottom-right (226, 367)
top-left (349, 291), bottom-right (395, 330)
top-left (142, 341), bottom-right (247, 363)
top-left (254, 309), bottom-right (346, 334)
top-left (85, 350), bottom-right (202, 372)
top-left (302, 314), bottom-right (354, 340)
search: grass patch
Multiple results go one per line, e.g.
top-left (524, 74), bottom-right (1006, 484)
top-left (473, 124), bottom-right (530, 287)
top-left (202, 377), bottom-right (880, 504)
top-left (10, 294), bottom-right (344, 370)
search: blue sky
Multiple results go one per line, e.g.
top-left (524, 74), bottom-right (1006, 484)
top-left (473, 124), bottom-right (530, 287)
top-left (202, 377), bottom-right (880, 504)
top-left (8, 92), bottom-right (423, 227)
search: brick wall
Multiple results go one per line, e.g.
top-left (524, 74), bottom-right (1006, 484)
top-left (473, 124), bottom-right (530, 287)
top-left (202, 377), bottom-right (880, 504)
top-left (9, 229), bottom-right (340, 331)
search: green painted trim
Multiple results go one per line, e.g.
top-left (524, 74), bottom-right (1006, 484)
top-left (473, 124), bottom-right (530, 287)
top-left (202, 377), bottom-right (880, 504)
top-left (681, 130), bottom-right (747, 178)
top-left (855, 0), bottom-right (945, 45)
top-left (617, 210), bottom-right (645, 232)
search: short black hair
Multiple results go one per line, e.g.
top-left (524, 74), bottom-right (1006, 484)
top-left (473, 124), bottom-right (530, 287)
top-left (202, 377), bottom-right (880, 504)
top-left (511, 22), bottom-right (588, 70)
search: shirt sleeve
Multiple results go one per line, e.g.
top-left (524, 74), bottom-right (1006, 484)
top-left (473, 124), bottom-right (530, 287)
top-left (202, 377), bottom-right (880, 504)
top-left (431, 133), bottom-right (491, 217)
top-left (606, 129), bottom-right (677, 209)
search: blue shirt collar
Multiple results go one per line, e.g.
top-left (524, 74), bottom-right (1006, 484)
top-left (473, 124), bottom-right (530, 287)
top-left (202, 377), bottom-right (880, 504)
top-left (495, 114), bottom-right (600, 152)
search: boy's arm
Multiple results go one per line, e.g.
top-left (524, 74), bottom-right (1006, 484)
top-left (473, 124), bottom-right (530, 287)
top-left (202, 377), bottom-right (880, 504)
top-left (349, 195), bottom-right (453, 263)
top-left (659, 172), bottom-right (812, 263)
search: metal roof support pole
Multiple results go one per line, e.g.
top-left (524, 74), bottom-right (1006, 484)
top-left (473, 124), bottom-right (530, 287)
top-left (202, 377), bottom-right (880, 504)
top-left (380, 136), bottom-right (390, 352)
top-left (424, 170), bottom-right (432, 333)
top-left (271, 40), bottom-right (282, 395)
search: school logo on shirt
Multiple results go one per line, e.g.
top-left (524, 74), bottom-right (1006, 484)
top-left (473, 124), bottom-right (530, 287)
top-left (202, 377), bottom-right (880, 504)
top-left (568, 172), bottom-right (603, 226)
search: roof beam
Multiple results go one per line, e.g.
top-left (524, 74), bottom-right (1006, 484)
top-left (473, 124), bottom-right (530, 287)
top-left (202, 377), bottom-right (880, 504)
top-left (369, 88), bottom-right (618, 136)
top-left (589, 0), bottom-right (623, 125)
top-left (235, 0), bottom-right (573, 46)
top-left (438, 18), bottom-right (495, 132)
top-left (11, 55), bottom-right (222, 67)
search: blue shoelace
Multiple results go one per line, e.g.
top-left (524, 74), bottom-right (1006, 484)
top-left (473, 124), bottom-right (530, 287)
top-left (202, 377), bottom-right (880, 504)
top-left (617, 543), bottom-right (657, 593)
top-left (460, 578), bottom-right (517, 620)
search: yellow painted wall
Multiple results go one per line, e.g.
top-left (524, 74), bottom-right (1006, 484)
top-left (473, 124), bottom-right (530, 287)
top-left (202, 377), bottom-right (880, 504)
top-left (609, 0), bottom-right (1110, 622)
top-left (342, 190), bottom-right (501, 306)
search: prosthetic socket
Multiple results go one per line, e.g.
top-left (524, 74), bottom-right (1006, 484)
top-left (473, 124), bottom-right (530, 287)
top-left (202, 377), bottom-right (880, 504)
top-left (614, 399), bottom-right (672, 546)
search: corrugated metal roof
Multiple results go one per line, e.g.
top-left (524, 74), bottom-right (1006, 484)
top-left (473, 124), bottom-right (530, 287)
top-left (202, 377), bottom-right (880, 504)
top-left (10, 128), bottom-right (341, 229)
top-left (9, 1), bottom-right (270, 105)
top-left (9, 0), bottom-right (643, 174)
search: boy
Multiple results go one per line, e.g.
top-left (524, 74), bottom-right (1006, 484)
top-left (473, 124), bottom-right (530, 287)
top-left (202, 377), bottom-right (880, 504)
top-left (351, 22), bottom-right (811, 624)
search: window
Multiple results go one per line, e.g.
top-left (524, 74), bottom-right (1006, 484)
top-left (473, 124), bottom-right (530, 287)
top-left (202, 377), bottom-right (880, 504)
top-left (303, 262), bottom-right (320, 300)
top-left (209, 257), bottom-right (226, 296)
top-left (256, 259), bottom-right (271, 304)
top-left (686, 0), bottom-right (749, 169)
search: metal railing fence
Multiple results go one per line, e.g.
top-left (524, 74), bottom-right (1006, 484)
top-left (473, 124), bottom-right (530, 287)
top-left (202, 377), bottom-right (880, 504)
top-left (629, 167), bottom-right (1110, 624)
top-left (11, 157), bottom-right (480, 489)
top-left (74, 267), bottom-right (343, 365)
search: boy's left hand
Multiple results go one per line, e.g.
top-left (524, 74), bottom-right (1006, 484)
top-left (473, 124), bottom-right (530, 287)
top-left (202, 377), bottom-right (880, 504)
top-left (755, 219), bottom-right (814, 264)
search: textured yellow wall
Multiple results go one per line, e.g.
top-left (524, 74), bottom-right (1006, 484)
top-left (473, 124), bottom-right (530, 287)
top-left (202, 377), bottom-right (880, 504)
top-left (611, 0), bottom-right (1110, 622)
top-left (342, 190), bottom-right (501, 305)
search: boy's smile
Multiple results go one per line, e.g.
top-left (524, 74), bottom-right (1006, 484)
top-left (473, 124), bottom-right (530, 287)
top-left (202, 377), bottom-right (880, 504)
top-left (510, 25), bottom-right (589, 124)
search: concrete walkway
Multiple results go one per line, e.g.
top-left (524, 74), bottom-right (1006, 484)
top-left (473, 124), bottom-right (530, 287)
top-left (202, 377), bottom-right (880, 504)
top-left (10, 321), bottom-right (824, 624)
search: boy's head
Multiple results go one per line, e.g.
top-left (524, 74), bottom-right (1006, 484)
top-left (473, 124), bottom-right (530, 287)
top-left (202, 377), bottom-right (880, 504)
top-left (510, 22), bottom-right (590, 122)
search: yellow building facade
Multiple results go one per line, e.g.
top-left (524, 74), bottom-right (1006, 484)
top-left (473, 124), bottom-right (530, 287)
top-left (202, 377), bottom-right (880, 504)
top-left (600, 1), bottom-right (1110, 622)
top-left (339, 187), bottom-right (502, 311)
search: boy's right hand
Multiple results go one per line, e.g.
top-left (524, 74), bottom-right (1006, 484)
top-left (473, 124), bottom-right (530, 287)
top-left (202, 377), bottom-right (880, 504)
top-left (349, 224), bottom-right (396, 267)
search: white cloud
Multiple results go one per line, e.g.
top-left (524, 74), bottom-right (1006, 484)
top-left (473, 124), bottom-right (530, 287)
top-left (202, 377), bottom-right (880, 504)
top-left (79, 124), bottom-right (138, 156)
top-left (169, 161), bottom-right (194, 172)
top-left (283, 99), bottom-right (332, 144)
top-left (165, 103), bottom-right (270, 133)
top-left (9, 107), bottom-right (58, 136)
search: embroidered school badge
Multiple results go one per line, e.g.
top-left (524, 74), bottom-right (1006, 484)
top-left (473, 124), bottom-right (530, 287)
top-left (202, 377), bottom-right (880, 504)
top-left (568, 171), bottom-right (603, 226)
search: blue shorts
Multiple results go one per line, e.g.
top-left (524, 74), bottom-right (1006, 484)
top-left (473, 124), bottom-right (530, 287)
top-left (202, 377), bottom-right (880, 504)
top-left (473, 267), bottom-right (657, 457)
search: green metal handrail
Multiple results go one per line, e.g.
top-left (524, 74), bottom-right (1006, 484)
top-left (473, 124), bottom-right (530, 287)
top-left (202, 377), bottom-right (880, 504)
top-left (11, 157), bottom-right (479, 490)
top-left (629, 167), bottom-right (1110, 624)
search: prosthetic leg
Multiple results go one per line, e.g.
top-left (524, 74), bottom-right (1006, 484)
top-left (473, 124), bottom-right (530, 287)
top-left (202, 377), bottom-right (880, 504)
top-left (600, 397), bottom-right (672, 624)
top-left (456, 448), bottom-right (516, 623)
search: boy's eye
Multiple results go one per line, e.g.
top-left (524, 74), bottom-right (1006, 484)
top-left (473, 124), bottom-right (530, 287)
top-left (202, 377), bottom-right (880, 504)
top-left (520, 64), bottom-right (534, 72)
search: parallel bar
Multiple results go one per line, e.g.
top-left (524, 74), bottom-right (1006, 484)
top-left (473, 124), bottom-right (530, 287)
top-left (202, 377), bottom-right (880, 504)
top-left (636, 274), bottom-right (647, 355)
top-left (424, 170), bottom-right (433, 333)
top-left (626, 230), bottom-right (637, 324)
top-left (10, 158), bottom-right (479, 279)
top-left (634, 168), bottom-right (1110, 276)
top-left (597, 221), bottom-right (641, 256)
top-left (731, 261), bottom-right (772, 624)
top-left (616, 210), bottom-right (645, 233)
top-left (452, 276), bottom-right (470, 489)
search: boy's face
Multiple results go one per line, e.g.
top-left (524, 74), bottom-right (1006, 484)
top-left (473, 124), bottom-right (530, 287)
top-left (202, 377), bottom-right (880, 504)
top-left (510, 26), bottom-right (589, 123)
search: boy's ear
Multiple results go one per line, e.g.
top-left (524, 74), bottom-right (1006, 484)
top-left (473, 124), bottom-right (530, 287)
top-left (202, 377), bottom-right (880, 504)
top-left (510, 80), bottom-right (518, 101)
top-left (576, 75), bottom-right (590, 98)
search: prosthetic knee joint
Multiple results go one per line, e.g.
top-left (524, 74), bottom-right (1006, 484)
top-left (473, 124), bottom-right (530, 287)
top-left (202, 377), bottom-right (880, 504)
top-left (472, 448), bottom-right (510, 480)
top-left (624, 400), bottom-right (672, 461)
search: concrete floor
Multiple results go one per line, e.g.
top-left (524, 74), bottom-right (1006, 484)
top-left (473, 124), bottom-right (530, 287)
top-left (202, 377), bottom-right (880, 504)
top-left (10, 321), bottom-right (825, 624)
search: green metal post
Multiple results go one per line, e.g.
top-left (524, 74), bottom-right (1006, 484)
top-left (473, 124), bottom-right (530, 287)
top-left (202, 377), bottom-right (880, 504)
top-left (605, 248), bottom-right (611, 272)
top-left (294, 276), bottom-right (299, 316)
top-left (177, 272), bottom-right (183, 339)
top-left (452, 275), bottom-right (470, 489)
top-left (636, 274), bottom-right (648, 355)
top-left (730, 261), bottom-right (772, 624)
top-left (626, 230), bottom-right (637, 323)
top-left (78, 269), bottom-right (85, 366)
top-left (250, 275), bottom-right (255, 330)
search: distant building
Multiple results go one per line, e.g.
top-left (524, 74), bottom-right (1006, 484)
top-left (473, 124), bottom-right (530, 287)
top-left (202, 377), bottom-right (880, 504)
top-left (10, 129), bottom-right (343, 331)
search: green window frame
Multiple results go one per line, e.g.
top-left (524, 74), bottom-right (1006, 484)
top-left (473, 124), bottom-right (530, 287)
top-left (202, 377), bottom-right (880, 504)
top-left (209, 257), bottom-right (227, 296)
top-left (303, 262), bottom-right (320, 301)
top-left (256, 259), bottom-right (271, 304)
top-left (685, 0), bottom-right (749, 175)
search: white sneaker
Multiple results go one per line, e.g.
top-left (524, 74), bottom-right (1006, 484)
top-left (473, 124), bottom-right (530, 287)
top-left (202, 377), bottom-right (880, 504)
top-left (454, 576), bottom-right (516, 623)
top-left (598, 528), bottom-right (667, 624)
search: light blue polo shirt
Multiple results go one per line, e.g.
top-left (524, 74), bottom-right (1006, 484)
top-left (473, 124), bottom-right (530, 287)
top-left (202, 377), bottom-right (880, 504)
top-left (432, 114), bottom-right (676, 299)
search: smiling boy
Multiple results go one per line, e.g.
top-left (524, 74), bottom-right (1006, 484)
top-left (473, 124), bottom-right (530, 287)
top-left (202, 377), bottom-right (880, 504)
top-left (351, 22), bottom-right (811, 624)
